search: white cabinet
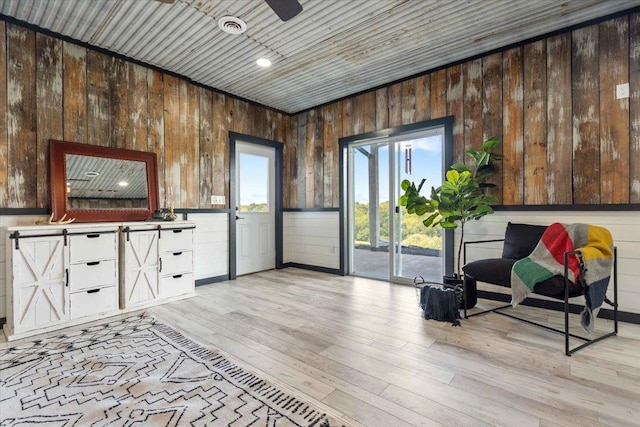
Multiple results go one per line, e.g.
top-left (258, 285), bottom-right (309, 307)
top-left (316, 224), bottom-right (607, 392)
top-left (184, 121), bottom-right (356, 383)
top-left (4, 221), bottom-right (195, 341)
top-left (4, 224), bottom-right (119, 340)
top-left (120, 222), bottom-right (195, 309)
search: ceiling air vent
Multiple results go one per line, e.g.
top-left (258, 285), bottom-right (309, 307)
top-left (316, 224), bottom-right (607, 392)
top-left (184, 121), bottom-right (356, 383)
top-left (218, 16), bottom-right (247, 35)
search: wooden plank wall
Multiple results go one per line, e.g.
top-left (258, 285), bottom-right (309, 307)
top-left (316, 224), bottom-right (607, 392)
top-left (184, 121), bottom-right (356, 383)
top-left (0, 23), bottom-right (288, 210)
top-left (288, 13), bottom-right (640, 209)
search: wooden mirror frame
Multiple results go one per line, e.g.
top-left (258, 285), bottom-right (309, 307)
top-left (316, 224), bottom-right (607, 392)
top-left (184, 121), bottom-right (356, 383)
top-left (50, 140), bottom-right (159, 223)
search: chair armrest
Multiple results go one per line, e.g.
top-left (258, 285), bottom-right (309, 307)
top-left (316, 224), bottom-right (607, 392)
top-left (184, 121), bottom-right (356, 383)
top-left (463, 239), bottom-right (505, 264)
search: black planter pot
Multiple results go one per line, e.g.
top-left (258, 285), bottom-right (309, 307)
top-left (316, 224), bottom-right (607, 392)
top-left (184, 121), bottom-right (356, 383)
top-left (443, 275), bottom-right (477, 309)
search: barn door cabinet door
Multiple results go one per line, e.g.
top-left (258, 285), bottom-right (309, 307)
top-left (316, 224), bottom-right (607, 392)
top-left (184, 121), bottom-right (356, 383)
top-left (120, 226), bottom-right (161, 309)
top-left (6, 233), bottom-right (70, 336)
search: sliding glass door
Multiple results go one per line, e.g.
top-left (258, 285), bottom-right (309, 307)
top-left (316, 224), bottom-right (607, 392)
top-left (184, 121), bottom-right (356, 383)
top-left (348, 126), bottom-right (446, 284)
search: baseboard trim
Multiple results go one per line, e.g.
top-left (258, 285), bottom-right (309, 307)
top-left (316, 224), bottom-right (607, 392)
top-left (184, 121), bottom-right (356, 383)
top-left (195, 275), bottom-right (229, 286)
top-left (477, 290), bottom-right (640, 324)
top-left (281, 263), bottom-right (343, 275)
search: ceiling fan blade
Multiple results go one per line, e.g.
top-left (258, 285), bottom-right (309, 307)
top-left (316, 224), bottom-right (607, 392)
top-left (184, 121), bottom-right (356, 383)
top-left (154, 0), bottom-right (176, 3)
top-left (264, 0), bottom-right (303, 22)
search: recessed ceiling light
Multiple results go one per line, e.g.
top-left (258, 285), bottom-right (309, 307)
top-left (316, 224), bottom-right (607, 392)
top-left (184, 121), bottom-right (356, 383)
top-left (118, 181), bottom-right (129, 187)
top-left (257, 58), bottom-right (272, 67)
top-left (218, 16), bottom-right (247, 35)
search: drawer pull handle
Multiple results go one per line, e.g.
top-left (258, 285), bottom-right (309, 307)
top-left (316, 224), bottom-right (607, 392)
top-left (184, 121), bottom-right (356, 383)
top-left (87, 289), bottom-right (101, 294)
top-left (172, 229), bottom-right (183, 233)
top-left (86, 234), bottom-right (100, 238)
top-left (172, 274), bottom-right (183, 279)
top-left (87, 261), bottom-right (100, 266)
top-left (173, 252), bottom-right (182, 256)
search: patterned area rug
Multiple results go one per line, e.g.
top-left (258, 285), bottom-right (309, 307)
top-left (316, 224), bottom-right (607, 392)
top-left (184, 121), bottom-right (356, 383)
top-left (0, 314), bottom-right (347, 426)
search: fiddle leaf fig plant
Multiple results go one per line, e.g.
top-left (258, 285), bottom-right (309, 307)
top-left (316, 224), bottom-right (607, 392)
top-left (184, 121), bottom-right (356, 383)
top-left (399, 137), bottom-right (501, 277)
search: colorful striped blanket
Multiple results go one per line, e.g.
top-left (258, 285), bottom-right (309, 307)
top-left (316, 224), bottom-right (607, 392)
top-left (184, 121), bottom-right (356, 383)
top-left (511, 223), bottom-right (613, 333)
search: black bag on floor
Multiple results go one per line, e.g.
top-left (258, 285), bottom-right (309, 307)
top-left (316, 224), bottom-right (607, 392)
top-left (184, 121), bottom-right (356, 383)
top-left (418, 284), bottom-right (461, 326)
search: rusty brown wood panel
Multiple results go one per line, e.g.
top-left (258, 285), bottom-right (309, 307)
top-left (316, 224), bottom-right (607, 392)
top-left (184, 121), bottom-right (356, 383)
top-left (313, 109), bottom-right (324, 207)
top-left (447, 65), bottom-right (464, 165)
top-left (415, 74), bottom-right (430, 122)
top-left (401, 78), bottom-right (416, 125)
top-left (284, 114), bottom-right (298, 208)
top-left (546, 33), bottom-right (573, 204)
top-left (481, 53), bottom-right (503, 203)
top-left (7, 24), bottom-right (36, 208)
top-left (631, 13), bottom-right (640, 203)
top-left (502, 47), bottom-right (524, 205)
top-left (323, 103), bottom-right (342, 208)
top-left (362, 91), bottom-right (376, 133)
top-left (147, 69), bottom-right (165, 204)
top-left (109, 56), bottom-right (129, 149)
top-left (305, 109), bottom-right (319, 208)
top-left (163, 74), bottom-right (180, 207)
top-left (572, 26), bottom-right (600, 204)
top-left (296, 112), bottom-right (308, 207)
top-left (62, 42), bottom-right (87, 144)
top-left (463, 59), bottom-right (483, 158)
top-left (0, 21), bottom-right (6, 206)
top-left (350, 94), bottom-right (364, 136)
top-left (375, 87), bottom-right (388, 130)
top-left (86, 50), bottom-right (111, 147)
top-left (599, 17), bottom-right (629, 204)
top-left (430, 69), bottom-right (447, 120)
top-left (341, 98), bottom-right (354, 138)
top-left (35, 33), bottom-right (63, 209)
top-left (388, 82), bottom-right (403, 128)
top-left (199, 87), bottom-right (214, 208)
top-left (183, 83), bottom-right (200, 208)
top-left (127, 63), bottom-right (148, 152)
top-left (176, 78), bottom-right (190, 207)
top-left (212, 91), bottom-right (231, 208)
top-left (264, 109), bottom-right (275, 141)
top-left (232, 98), bottom-right (250, 135)
top-left (523, 40), bottom-right (547, 205)
top-left (321, 105), bottom-right (333, 208)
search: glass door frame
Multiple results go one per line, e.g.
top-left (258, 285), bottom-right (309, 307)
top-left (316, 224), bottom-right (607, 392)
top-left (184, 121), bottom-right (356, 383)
top-left (389, 127), bottom-right (447, 284)
top-left (339, 117), bottom-right (455, 281)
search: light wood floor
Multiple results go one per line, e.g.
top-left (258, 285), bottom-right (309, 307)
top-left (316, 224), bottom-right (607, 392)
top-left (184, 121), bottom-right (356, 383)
top-left (147, 268), bottom-right (640, 427)
top-left (3, 268), bottom-right (639, 426)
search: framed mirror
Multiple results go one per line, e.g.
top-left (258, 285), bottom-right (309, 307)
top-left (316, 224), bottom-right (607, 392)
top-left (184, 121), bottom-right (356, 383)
top-left (50, 140), bottom-right (159, 223)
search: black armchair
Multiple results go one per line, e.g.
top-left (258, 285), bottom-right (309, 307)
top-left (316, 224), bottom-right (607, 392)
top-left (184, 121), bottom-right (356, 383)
top-left (460, 222), bottom-right (618, 356)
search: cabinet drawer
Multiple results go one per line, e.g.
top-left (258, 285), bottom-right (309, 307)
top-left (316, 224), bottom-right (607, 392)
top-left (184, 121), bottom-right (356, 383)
top-left (69, 259), bottom-right (117, 292)
top-left (160, 251), bottom-right (193, 275)
top-left (70, 233), bottom-right (117, 263)
top-left (70, 286), bottom-right (117, 319)
top-left (161, 273), bottom-right (194, 299)
top-left (160, 228), bottom-right (193, 252)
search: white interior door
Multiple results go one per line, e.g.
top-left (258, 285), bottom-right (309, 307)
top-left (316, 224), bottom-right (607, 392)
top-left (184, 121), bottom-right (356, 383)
top-left (235, 141), bottom-right (276, 276)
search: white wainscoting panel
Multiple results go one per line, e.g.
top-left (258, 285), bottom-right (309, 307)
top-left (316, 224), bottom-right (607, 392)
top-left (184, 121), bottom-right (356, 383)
top-left (462, 211), bottom-right (640, 314)
top-left (1, 215), bottom-right (48, 319)
top-left (188, 213), bottom-right (229, 280)
top-left (283, 211), bottom-right (340, 269)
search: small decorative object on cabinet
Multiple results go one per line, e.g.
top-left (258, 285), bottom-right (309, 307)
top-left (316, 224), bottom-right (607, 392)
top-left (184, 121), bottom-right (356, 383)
top-left (120, 221), bottom-right (195, 309)
top-left (4, 223), bottom-right (119, 341)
